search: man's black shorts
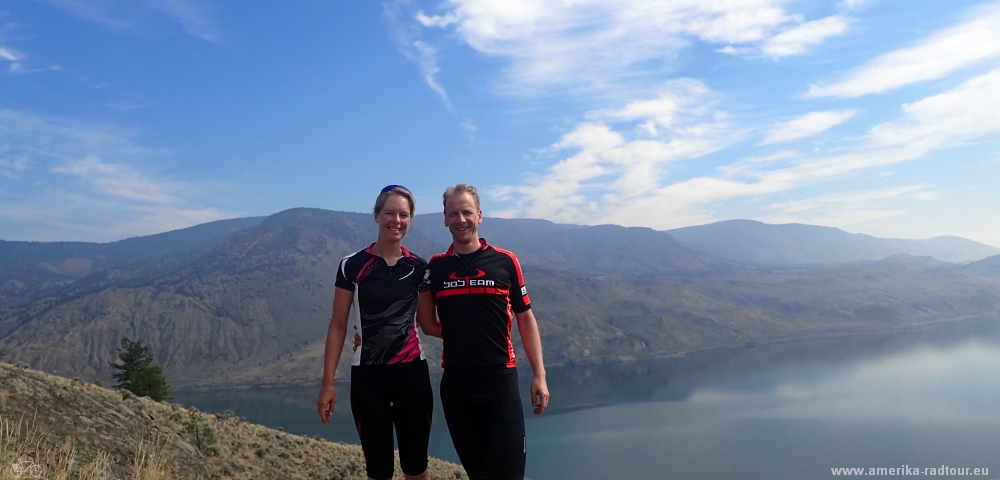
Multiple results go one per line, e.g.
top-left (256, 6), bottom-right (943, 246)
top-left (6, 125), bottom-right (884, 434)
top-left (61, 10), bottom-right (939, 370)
top-left (440, 367), bottom-right (526, 480)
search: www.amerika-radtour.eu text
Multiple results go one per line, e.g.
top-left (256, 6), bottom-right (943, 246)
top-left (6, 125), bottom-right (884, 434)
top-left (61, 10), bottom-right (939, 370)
top-left (831, 465), bottom-right (989, 476)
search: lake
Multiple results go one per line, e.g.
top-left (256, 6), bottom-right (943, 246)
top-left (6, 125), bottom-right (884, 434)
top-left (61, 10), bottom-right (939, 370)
top-left (174, 316), bottom-right (1000, 479)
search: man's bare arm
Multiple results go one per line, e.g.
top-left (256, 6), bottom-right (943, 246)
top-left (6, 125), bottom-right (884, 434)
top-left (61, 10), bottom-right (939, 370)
top-left (515, 309), bottom-right (549, 415)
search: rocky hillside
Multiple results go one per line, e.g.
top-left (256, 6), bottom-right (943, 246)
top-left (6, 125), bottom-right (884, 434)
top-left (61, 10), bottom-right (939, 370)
top-left (0, 361), bottom-right (466, 479)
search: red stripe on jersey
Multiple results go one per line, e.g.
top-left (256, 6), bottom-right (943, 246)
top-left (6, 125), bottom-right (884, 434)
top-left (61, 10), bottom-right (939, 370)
top-left (492, 246), bottom-right (526, 291)
top-left (434, 287), bottom-right (510, 299)
top-left (505, 302), bottom-right (516, 368)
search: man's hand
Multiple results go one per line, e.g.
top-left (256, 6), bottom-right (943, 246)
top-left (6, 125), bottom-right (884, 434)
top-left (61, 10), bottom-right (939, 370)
top-left (352, 333), bottom-right (361, 351)
top-left (530, 374), bottom-right (549, 415)
top-left (317, 384), bottom-right (337, 425)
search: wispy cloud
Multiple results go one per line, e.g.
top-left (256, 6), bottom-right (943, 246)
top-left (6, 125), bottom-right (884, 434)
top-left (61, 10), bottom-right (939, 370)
top-left (414, 1), bottom-right (848, 96)
top-left (759, 185), bottom-right (936, 228)
top-left (0, 110), bottom-right (234, 241)
top-left (0, 156), bottom-right (29, 179)
top-left (142, 0), bottom-right (217, 41)
top-left (106, 98), bottom-right (155, 111)
top-left (40, 0), bottom-right (217, 40)
top-left (386, 1), bottom-right (452, 108)
top-left (761, 15), bottom-right (850, 58)
top-left (807, 2), bottom-right (1000, 98)
top-left (0, 47), bottom-right (18, 61)
top-left (761, 110), bottom-right (856, 145)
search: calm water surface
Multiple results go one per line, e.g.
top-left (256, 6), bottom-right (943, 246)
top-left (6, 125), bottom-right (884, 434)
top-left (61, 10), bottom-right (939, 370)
top-left (175, 317), bottom-right (1000, 479)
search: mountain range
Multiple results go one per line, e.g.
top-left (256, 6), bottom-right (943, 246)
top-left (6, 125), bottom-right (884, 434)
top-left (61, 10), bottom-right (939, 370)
top-left (666, 219), bottom-right (1000, 266)
top-left (1, 210), bottom-right (998, 388)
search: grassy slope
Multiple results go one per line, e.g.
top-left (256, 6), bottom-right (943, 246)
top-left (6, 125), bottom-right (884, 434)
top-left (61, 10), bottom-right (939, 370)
top-left (0, 362), bottom-right (466, 480)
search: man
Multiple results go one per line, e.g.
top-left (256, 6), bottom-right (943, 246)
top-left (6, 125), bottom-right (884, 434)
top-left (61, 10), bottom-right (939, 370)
top-left (428, 183), bottom-right (550, 480)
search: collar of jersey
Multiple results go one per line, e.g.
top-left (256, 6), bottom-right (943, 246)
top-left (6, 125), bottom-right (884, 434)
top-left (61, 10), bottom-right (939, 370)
top-left (445, 238), bottom-right (489, 256)
top-left (364, 242), bottom-right (416, 259)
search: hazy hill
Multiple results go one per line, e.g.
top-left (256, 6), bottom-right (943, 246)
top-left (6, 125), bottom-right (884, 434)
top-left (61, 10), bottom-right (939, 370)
top-left (412, 216), bottom-right (732, 276)
top-left (0, 217), bottom-right (265, 315)
top-left (412, 214), bottom-right (584, 249)
top-left (2, 209), bottom-right (1000, 388)
top-left (666, 219), bottom-right (1000, 266)
top-left (963, 255), bottom-right (1000, 277)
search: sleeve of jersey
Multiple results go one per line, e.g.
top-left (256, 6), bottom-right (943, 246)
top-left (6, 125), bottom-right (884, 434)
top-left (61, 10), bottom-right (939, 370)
top-left (507, 253), bottom-right (531, 314)
top-left (334, 256), bottom-right (355, 292)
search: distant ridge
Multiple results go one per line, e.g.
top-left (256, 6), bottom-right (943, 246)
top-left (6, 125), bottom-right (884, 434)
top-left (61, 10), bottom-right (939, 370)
top-left (666, 219), bottom-right (1000, 267)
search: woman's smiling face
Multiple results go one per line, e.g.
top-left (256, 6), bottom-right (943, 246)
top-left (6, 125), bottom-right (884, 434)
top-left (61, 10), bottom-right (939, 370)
top-left (376, 193), bottom-right (411, 242)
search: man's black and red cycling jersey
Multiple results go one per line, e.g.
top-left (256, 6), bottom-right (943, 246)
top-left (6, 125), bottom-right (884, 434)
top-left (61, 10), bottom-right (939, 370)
top-left (335, 244), bottom-right (430, 366)
top-left (429, 238), bottom-right (531, 370)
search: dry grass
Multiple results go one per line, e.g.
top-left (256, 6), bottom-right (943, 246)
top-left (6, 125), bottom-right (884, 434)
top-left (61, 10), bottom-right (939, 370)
top-left (0, 413), bottom-right (144, 480)
top-left (0, 362), bottom-right (467, 479)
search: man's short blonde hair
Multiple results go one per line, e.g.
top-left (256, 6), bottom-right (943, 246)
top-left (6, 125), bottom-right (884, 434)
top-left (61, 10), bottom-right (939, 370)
top-left (442, 183), bottom-right (480, 212)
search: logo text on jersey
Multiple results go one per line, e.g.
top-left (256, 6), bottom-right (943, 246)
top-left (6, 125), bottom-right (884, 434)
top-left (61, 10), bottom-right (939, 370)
top-left (444, 269), bottom-right (494, 289)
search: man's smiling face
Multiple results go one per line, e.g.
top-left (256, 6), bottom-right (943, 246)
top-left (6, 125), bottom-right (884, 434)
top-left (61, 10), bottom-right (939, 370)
top-left (444, 191), bottom-right (482, 247)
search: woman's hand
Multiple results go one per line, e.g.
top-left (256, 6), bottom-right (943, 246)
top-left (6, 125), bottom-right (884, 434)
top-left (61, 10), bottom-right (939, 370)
top-left (317, 383), bottom-right (337, 424)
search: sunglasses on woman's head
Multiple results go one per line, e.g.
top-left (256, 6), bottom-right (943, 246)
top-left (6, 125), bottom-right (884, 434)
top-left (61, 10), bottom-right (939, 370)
top-left (381, 184), bottom-right (410, 194)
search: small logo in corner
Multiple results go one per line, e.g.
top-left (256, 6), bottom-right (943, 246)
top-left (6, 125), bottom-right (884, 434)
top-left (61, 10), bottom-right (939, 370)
top-left (10, 457), bottom-right (43, 478)
top-left (521, 286), bottom-right (527, 296)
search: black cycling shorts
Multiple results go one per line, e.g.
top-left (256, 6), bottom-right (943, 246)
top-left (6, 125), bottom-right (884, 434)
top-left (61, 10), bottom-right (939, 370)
top-left (350, 359), bottom-right (433, 480)
top-left (440, 367), bottom-right (526, 480)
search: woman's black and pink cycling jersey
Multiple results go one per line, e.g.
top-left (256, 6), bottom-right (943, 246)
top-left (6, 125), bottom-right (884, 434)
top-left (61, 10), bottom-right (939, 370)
top-left (335, 243), bottom-right (430, 366)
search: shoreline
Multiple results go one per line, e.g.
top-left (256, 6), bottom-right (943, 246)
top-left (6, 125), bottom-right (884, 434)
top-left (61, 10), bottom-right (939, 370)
top-left (171, 314), bottom-right (991, 392)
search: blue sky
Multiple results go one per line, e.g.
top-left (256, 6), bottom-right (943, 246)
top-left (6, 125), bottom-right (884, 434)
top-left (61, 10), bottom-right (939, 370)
top-left (2, 1), bottom-right (999, 246)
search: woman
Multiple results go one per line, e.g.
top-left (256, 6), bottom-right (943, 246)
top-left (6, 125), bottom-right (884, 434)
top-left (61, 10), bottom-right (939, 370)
top-left (317, 185), bottom-right (441, 480)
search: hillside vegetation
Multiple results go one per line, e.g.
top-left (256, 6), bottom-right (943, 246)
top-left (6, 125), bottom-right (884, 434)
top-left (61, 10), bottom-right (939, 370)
top-left (0, 361), bottom-right (466, 479)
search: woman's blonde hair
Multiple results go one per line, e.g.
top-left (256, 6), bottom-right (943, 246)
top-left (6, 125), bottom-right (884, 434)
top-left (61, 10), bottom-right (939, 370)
top-left (374, 186), bottom-right (415, 216)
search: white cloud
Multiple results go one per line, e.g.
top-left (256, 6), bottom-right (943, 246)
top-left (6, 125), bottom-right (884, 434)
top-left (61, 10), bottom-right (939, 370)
top-left (0, 110), bottom-right (234, 241)
top-left (415, 1), bottom-right (845, 94)
top-left (596, 79), bottom-right (712, 131)
top-left (51, 154), bottom-right (174, 203)
top-left (491, 65), bottom-right (1000, 230)
top-left (808, 2), bottom-right (1000, 97)
top-left (492, 82), bottom-right (738, 224)
top-left (762, 110), bottom-right (856, 144)
top-left (761, 15), bottom-right (849, 58)
top-left (866, 68), bottom-right (1000, 150)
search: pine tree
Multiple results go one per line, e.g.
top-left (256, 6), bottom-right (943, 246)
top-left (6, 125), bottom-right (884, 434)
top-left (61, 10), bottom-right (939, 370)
top-left (109, 337), bottom-right (171, 401)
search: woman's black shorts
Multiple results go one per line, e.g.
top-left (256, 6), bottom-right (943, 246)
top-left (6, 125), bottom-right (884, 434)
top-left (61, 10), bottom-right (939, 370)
top-left (350, 358), bottom-right (433, 480)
